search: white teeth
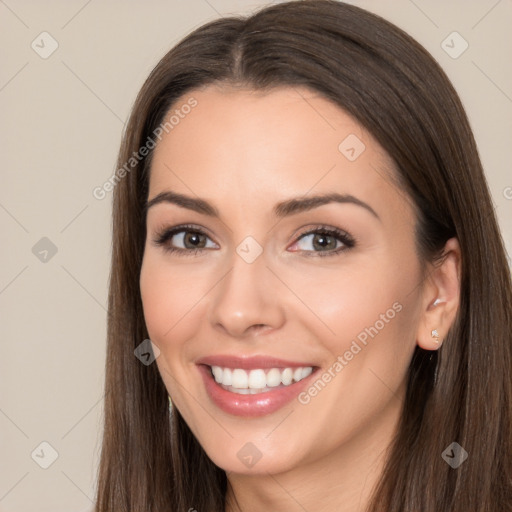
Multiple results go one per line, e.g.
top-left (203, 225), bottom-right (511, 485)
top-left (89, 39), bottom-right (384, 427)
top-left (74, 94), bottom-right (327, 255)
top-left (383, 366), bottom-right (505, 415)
top-left (281, 367), bottom-right (293, 385)
top-left (248, 369), bottom-right (267, 389)
top-left (266, 368), bottom-right (281, 387)
top-left (223, 367), bottom-right (232, 386)
top-left (212, 366), bottom-right (223, 383)
top-left (231, 368), bottom-right (249, 388)
top-left (209, 365), bottom-right (314, 393)
top-left (301, 367), bottom-right (313, 379)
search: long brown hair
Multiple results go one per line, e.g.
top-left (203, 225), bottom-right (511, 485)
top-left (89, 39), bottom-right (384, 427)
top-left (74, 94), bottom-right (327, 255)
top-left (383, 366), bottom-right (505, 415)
top-left (94, 1), bottom-right (512, 510)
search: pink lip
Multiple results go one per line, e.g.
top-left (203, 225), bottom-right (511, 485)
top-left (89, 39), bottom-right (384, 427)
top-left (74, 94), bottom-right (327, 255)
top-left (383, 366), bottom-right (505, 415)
top-left (196, 354), bottom-right (313, 370)
top-left (197, 358), bottom-right (318, 417)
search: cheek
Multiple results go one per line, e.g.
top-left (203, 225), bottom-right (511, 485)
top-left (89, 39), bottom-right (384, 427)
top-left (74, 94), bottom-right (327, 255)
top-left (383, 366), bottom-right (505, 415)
top-left (139, 254), bottom-right (209, 349)
top-left (139, 254), bottom-right (212, 415)
top-left (286, 262), bottom-right (396, 335)
top-left (287, 250), bottom-right (421, 370)
top-left (284, 261), bottom-right (421, 451)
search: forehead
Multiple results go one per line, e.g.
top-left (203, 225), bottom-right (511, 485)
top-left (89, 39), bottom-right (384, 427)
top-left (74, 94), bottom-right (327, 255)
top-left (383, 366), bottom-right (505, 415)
top-left (148, 85), bottom-right (404, 220)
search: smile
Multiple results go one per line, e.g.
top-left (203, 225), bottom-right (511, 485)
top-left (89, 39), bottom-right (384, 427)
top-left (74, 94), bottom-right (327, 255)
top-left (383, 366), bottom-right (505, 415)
top-left (196, 355), bottom-right (318, 417)
top-left (210, 366), bottom-right (313, 394)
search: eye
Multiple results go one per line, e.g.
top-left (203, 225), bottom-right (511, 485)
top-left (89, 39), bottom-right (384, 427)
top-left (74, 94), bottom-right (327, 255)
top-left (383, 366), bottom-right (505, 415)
top-left (288, 226), bottom-right (355, 257)
top-left (152, 224), bottom-right (218, 255)
top-left (152, 224), bottom-right (355, 257)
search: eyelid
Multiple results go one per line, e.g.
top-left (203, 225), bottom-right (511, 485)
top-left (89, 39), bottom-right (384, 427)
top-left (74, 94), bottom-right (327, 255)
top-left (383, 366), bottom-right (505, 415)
top-left (152, 223), bottom-right (356, 257)
top-left (288, 224), bottom-right (355, 256)
top-left (152, 223), bottom-right (219, 250)
top-left (153, 223), bottom-right (214, 239)
top-left (293, 224), bottom-right (353, 241)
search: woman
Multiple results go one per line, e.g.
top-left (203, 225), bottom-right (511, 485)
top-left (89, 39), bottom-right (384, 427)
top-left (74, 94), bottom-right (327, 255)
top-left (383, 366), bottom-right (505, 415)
top-left (94, 1), bottom-right (512, 510)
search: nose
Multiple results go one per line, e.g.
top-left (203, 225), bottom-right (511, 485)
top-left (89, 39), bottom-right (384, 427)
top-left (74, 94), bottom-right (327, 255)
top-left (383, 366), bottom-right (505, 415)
top-left (208, 250), bottom-right (286, 339)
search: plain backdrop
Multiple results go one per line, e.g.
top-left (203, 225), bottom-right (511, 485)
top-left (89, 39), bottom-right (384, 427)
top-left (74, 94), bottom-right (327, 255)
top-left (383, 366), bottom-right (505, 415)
top-left (1, 1), bottom-right (511, 511)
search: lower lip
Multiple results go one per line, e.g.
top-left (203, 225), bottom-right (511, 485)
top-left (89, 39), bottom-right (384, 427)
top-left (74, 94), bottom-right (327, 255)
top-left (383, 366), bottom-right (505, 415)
top-left (198, 365), bottom-right (317, 417)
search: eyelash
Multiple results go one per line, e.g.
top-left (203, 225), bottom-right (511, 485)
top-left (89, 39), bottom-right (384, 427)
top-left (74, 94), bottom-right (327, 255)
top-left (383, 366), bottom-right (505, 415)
top-left (152, 223), bottom-right (356, 258)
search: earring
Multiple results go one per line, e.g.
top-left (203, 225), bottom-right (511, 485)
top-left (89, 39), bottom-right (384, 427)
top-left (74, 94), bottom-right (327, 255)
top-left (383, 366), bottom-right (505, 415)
top-left (433, 298), bottom-right (442, 307)
top-left (431, 329), bottom-right (441, 344)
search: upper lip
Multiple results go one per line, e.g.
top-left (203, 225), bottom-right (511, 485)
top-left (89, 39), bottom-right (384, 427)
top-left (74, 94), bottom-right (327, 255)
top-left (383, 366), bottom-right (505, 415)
top-left (196, 355), bottom-right (316, 370)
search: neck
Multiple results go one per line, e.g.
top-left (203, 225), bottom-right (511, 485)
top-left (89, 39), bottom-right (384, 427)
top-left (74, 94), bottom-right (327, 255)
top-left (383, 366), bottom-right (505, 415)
top-left (224, 386), bottom-right (404, 512)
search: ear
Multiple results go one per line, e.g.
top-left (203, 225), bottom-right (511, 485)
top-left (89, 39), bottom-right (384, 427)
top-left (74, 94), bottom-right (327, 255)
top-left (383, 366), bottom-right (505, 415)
top-left (416, 237), bottom-right (461, 351)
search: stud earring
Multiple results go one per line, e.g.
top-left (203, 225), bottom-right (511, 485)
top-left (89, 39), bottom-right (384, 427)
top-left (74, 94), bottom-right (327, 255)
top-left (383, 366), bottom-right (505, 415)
top-left (431, 329), bottom-right (440, 344)
top-left (433, 298), bottom-right (441, 307)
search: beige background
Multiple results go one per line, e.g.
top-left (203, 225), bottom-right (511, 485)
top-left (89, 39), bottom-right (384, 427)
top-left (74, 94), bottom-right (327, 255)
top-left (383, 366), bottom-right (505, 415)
top-left (0, 1), bottom-right (510, 511)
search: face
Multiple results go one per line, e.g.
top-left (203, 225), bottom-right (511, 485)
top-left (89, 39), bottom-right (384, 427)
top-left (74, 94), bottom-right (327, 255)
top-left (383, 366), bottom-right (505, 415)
top-left (140, 85), bottom-right (426, 475)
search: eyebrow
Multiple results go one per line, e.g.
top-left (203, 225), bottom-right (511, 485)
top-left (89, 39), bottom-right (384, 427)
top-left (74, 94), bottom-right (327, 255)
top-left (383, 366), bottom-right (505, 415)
top-left (144, 190), bottom-right (380, 220)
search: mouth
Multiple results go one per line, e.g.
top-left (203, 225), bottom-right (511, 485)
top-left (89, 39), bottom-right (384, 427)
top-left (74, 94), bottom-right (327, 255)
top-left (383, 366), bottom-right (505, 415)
top-left (209, 365), bottom-right (313, 394)
top-left (196, 355), bottom-right (319, 417)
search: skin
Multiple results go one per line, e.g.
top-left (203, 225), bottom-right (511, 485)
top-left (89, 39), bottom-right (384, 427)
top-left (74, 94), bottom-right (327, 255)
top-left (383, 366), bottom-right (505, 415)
top-left (139, 85), bottom-right (461, 512)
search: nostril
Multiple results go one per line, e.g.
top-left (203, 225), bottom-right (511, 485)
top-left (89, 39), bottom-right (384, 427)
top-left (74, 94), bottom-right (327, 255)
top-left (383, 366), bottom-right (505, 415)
top-left (249, 324), bottom-right (273, 335)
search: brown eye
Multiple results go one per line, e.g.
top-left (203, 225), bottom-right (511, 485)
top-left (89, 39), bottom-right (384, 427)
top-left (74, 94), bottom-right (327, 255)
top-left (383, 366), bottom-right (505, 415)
top-left (182, 231), bottom-right (208, 249)
top-left (289, 226), bottom-right (355, 257)
top-left (311, 233), bottom-right (338, 251)
top-left (153, 225), bottom-right (218, 255)
top-left (296, 232), bottom-right (341, 252)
